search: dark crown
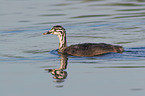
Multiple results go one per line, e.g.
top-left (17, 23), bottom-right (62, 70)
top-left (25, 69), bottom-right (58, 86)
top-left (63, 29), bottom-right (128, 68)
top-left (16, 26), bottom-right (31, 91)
top-left (52, 25), bottom-right (64, 30)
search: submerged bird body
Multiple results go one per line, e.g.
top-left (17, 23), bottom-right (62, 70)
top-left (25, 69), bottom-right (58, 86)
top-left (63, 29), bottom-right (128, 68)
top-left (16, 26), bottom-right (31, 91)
top-left (43, 25), bottom-right (124, 57)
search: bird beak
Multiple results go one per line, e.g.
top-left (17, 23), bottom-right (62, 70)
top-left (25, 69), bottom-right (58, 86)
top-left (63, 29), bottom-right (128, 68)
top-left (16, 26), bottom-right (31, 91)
top-left (43, 31), bottom-right (51, 35)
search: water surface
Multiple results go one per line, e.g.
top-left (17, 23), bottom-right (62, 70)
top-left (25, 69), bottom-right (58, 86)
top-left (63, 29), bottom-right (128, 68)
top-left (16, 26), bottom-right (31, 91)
top-left (0, 0), bottom-right (145, 96)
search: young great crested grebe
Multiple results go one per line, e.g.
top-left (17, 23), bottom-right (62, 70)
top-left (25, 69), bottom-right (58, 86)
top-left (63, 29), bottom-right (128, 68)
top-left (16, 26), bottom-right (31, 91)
top-left (43, 25), bottom-right (124, 56)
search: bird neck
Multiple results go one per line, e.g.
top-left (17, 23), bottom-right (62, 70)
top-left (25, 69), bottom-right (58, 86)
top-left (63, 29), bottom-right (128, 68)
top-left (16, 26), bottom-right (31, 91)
top-left (58, 32), bottom-right (67, 51)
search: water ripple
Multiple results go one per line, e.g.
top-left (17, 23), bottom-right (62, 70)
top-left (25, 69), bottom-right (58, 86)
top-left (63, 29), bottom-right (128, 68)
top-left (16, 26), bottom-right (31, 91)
top-left (39, 14), bottom-right (66, 17)
top-left (71, 14), bottom-right (110, 18)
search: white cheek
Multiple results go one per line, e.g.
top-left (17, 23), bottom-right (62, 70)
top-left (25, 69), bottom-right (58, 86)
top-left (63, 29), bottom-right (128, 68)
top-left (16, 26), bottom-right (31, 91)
top-left (53, 32), bottom-right (59, 35)
top-left (54, 32), bottom-right (61, 35)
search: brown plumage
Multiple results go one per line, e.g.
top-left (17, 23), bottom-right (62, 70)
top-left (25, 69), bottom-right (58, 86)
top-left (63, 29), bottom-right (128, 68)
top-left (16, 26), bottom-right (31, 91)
top-left (63, 43), bottom-right (123, 56)
top-left (43, 25), bottom-right (124, 57)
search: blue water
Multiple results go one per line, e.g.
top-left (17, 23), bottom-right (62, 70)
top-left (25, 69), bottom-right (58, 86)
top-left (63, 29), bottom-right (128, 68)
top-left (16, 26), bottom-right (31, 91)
top-left (0, 0), bottom-right (145, 96)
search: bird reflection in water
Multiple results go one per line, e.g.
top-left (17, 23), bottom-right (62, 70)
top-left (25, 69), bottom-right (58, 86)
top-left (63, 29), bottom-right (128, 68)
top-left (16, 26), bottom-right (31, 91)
top-left (45, 54), bottom-right (68, 88)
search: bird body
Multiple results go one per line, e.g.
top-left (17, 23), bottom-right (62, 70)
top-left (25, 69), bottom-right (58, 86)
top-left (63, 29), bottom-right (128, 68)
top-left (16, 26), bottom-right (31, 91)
top-left (63, 43), bottom-right (123, 56)
top-left (43, 25), bottom-right (124, 57)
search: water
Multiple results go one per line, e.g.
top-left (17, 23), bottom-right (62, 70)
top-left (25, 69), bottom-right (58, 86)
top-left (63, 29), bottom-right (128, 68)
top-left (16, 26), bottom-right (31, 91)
top-left (0, 0), bottom-right (145, 96)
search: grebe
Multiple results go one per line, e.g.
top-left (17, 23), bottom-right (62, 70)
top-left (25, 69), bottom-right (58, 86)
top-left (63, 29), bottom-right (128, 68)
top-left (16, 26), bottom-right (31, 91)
top-left (43, 25), bottom-right (124, 56)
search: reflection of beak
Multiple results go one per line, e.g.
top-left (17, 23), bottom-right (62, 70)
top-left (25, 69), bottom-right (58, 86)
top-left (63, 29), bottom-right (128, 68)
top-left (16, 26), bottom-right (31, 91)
top-left (43, 31), bottom-right (51, 35)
